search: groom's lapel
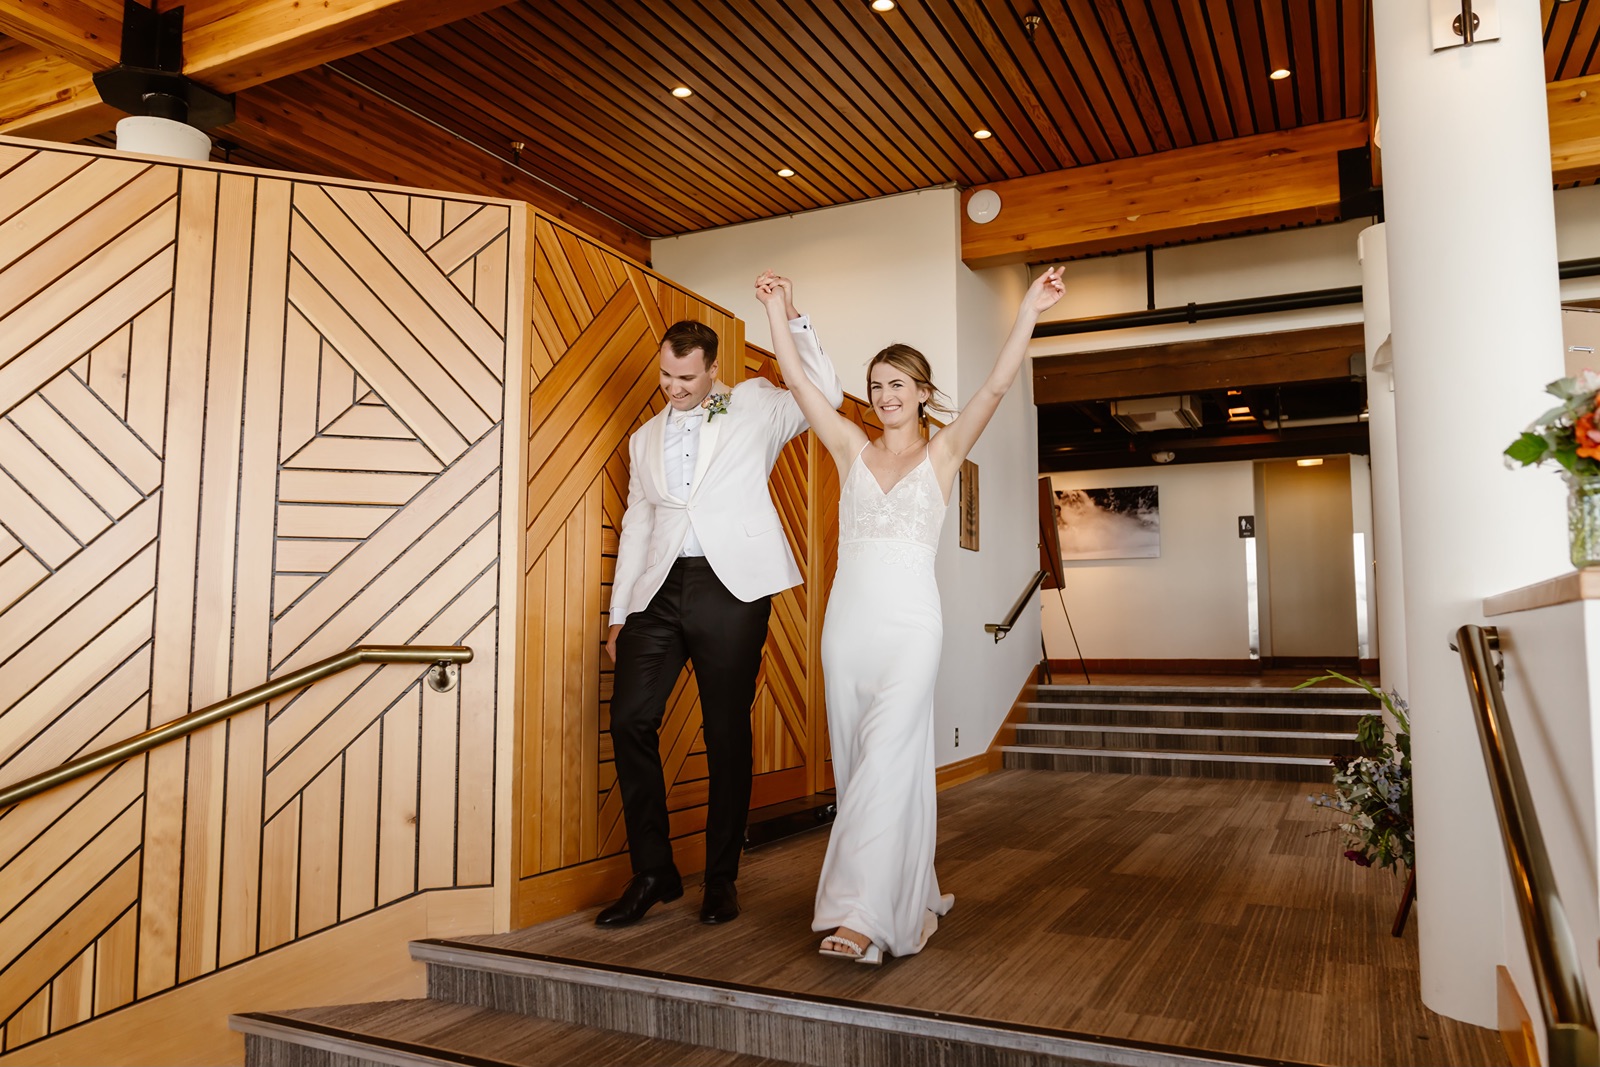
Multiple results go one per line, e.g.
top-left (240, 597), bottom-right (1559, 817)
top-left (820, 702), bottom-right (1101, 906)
top-left (688, 382), bottom-right (731, 501)
top-left (646, 407), bottom-right (671, 500)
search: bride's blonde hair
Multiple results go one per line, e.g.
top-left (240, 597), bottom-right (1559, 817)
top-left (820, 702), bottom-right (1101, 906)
top-left (867, 344), bottom-right (952, 431)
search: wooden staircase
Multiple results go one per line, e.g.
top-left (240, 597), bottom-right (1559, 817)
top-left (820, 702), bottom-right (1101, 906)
top-left (999, 683), bottom-right (1380, 782)
top-left (233, 939), bottom-right (1296, 1067)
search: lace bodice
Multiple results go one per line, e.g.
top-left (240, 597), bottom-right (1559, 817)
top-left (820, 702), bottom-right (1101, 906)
top-left (838, 449), bottom-right (946, 559)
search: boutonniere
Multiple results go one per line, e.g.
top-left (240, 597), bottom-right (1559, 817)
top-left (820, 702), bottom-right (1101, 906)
top-left (704, 392), bottom-right (730, 422)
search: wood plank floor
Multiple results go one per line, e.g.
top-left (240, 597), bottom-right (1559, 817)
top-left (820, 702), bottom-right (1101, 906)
top-left (478, 770), bottom-right (1505, 1067)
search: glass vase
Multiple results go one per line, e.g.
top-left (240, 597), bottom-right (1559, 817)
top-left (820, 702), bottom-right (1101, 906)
top-left (1569, 475), bottom-right (1600, 568)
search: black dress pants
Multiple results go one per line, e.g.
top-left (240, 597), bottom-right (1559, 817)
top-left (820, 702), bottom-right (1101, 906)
top-left (610, 557), bottom-right (772, 883)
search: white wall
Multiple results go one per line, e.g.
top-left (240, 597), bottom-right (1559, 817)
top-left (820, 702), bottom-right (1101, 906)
top-left (652, 189), bottom-right (963, 395)
top-left (652, 188), bottom-right (1042, 765)
top-left (1024, 184), bottom-right (1600, 361)
top-left (1044, 462), bottom-right (1256, 661)
top-left (1027, 218), bottom-right (1373, 358)
top-left (933, 252), bottom-right (1035, 765)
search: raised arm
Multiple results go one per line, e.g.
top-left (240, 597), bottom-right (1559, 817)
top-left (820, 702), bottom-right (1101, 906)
top-left (756, 277), bottom-right (864, 466)
top-left (756, 272), bottom-right (845, 417)
top-left (930, 267), bottom-right (1064, 484)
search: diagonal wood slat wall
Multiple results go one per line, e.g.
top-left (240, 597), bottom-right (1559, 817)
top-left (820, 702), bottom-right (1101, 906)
top-left (0, 139), bottom-right (525, 1055)
top-left (0, 134), bottom-right (865, 1049)
top-left (515, 229), bottom-right (833, 922)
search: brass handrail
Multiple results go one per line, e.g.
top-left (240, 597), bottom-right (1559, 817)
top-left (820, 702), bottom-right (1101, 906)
top-left (1454, 624), bottom-right (1599, 1067)
top-left (0, 644), bottom-right (473, 810)
top-left (984, 570), bottom-right (1046, 643)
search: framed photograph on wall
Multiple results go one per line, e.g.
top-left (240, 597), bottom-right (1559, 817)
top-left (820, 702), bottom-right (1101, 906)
top-left (959, 460), bottom-right (979, 551)
top-left (1054, 485), bottom-right (1160, 560)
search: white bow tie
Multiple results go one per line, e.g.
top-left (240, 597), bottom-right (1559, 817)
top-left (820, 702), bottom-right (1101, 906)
top-left (670, 407), bottom-right (705, 427)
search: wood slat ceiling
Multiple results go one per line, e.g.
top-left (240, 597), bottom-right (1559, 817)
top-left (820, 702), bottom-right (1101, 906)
top-left (1547, 0), bottom-right (1600, 79)
top-left (324, 0), bottom-right (1370, 240)
top-left (49, 2), bottom-right (1600, 245)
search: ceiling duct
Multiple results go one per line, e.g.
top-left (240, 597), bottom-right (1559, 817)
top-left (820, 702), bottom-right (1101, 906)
top-left (1109, 395), bottom-right (1202, 433)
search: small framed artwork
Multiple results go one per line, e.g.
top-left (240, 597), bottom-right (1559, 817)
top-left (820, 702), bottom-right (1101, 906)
top-left (959, 460), bottom-right (979, 551)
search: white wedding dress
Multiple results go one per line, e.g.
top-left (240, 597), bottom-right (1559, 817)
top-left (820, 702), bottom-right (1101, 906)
top-left (812, 445), bottom-right (955, 957)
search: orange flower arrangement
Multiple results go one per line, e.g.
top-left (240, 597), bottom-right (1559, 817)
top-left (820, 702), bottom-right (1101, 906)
top-left (1507, 372), bottom-right (1600, 475)
top-left (1576, 409), bottom-right (1600, 459)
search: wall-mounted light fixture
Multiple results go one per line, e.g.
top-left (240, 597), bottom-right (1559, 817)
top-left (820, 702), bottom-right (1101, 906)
top-left (1431, 0), bottom-right (1499, 50)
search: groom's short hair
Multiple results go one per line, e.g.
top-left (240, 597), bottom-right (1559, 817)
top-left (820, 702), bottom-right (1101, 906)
top-left (662, 320), bottom-right (718, 370)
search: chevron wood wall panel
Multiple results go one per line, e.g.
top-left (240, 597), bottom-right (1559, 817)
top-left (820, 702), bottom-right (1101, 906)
top-left (516, 223), bottom-right (843, 918)
top-left (0, 141), bottom-right (525, 1054)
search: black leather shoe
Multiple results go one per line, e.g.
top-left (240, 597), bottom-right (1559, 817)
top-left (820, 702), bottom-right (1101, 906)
top-left (699, 880), bottom-right (740, 924)
top-left (595, 870), bottom-right (683, 927)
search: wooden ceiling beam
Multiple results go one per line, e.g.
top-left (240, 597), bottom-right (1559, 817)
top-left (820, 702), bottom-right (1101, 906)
top-left (0, 42), bottom-right (119, 141)
top-left (1549, 73), bottom-right (1600, 184)
top-left (0, 0), bottom-right (123, 69)
top-left (0, 0), bottom-right (517, 132)
top-left (961, 118), bottom-right (1371, 269)
top-left (222, 66), bottom-right (650, 261)
top-left (1032, 324), bottom-right (1366, 405)
top-left (179, 0), bottom-right (515, 93)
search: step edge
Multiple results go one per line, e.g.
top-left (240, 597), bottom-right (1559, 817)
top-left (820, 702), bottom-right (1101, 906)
top-left (231, 1011), bottom-right (511, 1067)
top-left (411, 942), bottom-right (1302, 1067)
top-left (999, 747), bottom-right (1332, 766)
top-left (1034, 684), bottom-right (1375, 696)
top-left (1013, 724), bottom-right (1358, 740)
top-left (1020, 703), bottom-right (1371, 715)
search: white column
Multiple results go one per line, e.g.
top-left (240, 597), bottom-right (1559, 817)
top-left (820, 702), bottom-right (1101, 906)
top-left (1357, 224), bottom-right (1407, 699)
top-left (1374, 3), bottom-right (1570, 1025)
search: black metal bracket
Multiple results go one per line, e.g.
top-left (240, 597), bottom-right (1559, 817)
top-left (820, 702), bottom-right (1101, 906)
top-left (93, 1), bottom-right (234, 129)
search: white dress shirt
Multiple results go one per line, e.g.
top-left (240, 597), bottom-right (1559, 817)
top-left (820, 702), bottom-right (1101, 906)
top-left (664, 406), bottom-right (706, 556)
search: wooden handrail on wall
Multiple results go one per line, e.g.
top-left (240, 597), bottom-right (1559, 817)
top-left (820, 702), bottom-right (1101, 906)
top-left (1454, 624), bottom-right (1599, 1067)
top-left (0, 644), bottom-right (473, 810)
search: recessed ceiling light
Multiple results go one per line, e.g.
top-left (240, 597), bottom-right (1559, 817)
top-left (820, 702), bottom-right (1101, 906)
top-left (1297, 458), bottom-right (1324, 467)
top-left (671, 86), bottom-right (693, 98)
top-left (776, 167), bottom-right (795, 177)
top-left (871, 0), bottom-right (896, 10)
top-left (1269, 68), bottom-right (1291, 81)
top-left (973, 129), bottom-right (992, 140)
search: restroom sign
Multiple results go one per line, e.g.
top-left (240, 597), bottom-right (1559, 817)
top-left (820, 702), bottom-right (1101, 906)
top-left (1238, 515), bottom-right (1255, 538)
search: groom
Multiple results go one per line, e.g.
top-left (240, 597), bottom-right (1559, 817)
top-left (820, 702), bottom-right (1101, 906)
top-left (599, 274), bottom-right (844, 927)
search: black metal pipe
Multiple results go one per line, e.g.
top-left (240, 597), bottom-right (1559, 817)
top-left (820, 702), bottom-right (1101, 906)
top-left (1033, 286), bottom-right (1363, 338)
top-left (1033, 255), bottom-right (1600, 339)
top-left (1560, 257), bottom-right (1600, 280)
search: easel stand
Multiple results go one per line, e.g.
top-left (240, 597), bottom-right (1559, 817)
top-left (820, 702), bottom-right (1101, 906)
top-left (1391, 867), bottom-right (1416, 938)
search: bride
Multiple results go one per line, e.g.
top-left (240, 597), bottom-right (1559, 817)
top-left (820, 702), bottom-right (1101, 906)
top-left (755, 266), bottom-right (1065, 964)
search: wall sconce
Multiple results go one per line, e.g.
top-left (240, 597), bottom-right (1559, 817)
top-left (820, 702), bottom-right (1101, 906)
top-left (1431, 0), bottom-right (1499, 50)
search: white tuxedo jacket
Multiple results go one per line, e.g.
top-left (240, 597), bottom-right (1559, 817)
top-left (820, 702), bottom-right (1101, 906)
top-left (609, 318), bottom-right (844, 627)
